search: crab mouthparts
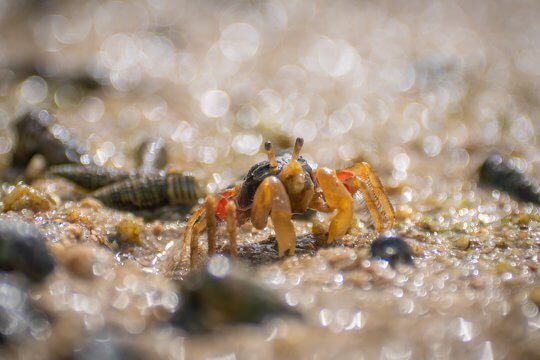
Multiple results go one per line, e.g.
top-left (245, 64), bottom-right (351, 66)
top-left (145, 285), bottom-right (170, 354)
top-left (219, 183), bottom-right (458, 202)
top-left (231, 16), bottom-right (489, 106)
top-left (284, 173), bottom-right (306, 194)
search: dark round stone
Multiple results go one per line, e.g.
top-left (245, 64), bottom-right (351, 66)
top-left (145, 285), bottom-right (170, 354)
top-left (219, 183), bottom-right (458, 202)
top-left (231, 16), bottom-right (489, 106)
top-left (0, 219), bottom-right (55, 281)
top-left (370, 234), bottom-right (413, 266)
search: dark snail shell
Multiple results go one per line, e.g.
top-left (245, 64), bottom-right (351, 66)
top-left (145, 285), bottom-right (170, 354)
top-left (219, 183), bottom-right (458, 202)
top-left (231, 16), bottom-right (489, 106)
top-left (91, 172), bottom-right (204, 210)
top-left (479, 153), bottom-right (540, 204)
top-left (48, 164), bottom-right (135, 190)
top-left (12, 109), bottom-right (90, 168)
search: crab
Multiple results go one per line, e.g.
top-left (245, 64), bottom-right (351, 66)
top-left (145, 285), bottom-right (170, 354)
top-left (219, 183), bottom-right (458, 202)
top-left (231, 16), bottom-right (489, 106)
top-left (182, 137), bottom-right (395, 268)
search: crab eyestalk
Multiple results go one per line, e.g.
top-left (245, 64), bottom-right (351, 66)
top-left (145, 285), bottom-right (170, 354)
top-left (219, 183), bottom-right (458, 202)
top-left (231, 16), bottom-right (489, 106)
top-left (291, 137), bottom-right (304, 162)
top-left (264, 141), bottom-right (278, 168)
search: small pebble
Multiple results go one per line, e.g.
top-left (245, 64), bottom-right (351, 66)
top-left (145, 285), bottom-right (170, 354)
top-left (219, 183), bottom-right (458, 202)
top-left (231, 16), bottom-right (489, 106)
top-left (495, 261), bottom-right (515, 274)
top-left (454, 236), bottom-right (470, 250)
top-left (527, 261), bottom-right (538, 272)
top-left (319, 248), bottom-right (358, 269)
top-left (66, 209), bottom-right (84, 223)
top-left (116, 218), bottom-right (143, 245)
top-left (151, 221), bottom-right (164, 236)
top-left (407, 240), bottom-right (424, 257)
top-left (3, 184), bottom-right (55, 212)
top-left (469, 276), bottom-right (485, 289)
top-left (311, 216), bottom-right (327, 236)
top-left (79, 197), bottom-right (103, 210)
top-left (496, 240), bottom-right (508, 249)
top-left (66, 224), bottom-right (83, 238)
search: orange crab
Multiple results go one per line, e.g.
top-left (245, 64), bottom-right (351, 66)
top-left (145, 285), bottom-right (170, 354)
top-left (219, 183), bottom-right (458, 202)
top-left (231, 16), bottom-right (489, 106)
top-left (182, 137), bottom-right (395, 268)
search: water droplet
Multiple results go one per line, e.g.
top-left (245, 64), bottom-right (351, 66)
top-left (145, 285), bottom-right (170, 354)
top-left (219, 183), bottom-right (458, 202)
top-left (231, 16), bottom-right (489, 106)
top-left (293, 119), bottom-right (317, 141)
top-left (393, 153), bottom-right (410, 172)
top-left (220, 23), bottom-right (260, 62)
top-left (207, 255), bottom-right (231, 278)
top-left (236, 105), bottom-right (260, 129)
top-left (0, 136), bottom-right (12, 154)
top-left (479, 341), bottom-right (494, 360)
top-left (100, 33), bottom-right (139, 70)
top-left (423, 135), bottom-right (442, 157)
top-left (329, 109), bottom-right (353, 135)
top-left (79, 97), bottom-right (105, 123)
top-left (319, 308), bottom-right (333, 327)
top-left (143, 97), bottom-right (168, 122)
top-left (258, 89), bottom-right (282, 115)
top-left (232, 133), bottom-right (262, 155)
top-left (200, 90), bottom-right (230, 118)
top-left (52, 14), bottom-right (92, 45)
top-left (198, 146), bottom-right (218, 164)
top-left (20, 76), bottom-right (48, 104)
top-left (315, 37), bottom-right (356, 77)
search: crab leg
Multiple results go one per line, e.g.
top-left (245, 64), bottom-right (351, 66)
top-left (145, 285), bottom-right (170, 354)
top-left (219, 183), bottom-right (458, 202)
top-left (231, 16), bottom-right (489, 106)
top-left (226, 200), bottom-right (238, 257)
top-left (180, 205), bottom-right (207, 269)
top-left (342, 162), bottom-right (395, 232)
top-left (182, 205), bottom-right (206, 253)
top-left (205, 195), bottom-right (218, 256)
top-left (189, 217), bottom-right (206, 269)
top-left (315, 167), bottom-right (354, 243)
top-left (251, 176), bottom-right (296, 256)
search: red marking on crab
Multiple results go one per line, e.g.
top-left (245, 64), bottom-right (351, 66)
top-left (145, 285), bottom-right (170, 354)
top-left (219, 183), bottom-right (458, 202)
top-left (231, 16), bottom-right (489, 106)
top-left (216, 188), bottom-right (236, 220)
top-left (336, 170), bottom-right (355, 192)
top-left (336, 170), bottom-right (354, 182)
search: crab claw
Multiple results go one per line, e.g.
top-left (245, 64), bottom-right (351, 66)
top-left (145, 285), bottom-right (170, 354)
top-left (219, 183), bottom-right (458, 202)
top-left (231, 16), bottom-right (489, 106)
top-left (251, 176), bottom-right (296, 256)
top-left (314, 167), bottom-right (354, 243)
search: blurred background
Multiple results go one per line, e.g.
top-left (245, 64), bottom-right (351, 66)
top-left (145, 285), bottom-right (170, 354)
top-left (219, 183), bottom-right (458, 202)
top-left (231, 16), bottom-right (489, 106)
top-left (0, 0), bottom-right (538, 191)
